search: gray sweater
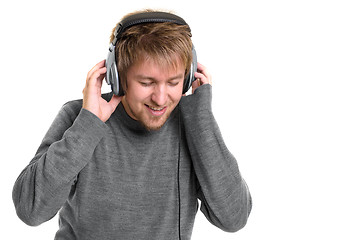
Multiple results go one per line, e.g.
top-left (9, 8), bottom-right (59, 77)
top-left (13, 85), bottom-right (252, 240)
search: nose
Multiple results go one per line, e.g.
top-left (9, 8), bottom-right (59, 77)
top-left (151, 84), bottom-right (167, 106)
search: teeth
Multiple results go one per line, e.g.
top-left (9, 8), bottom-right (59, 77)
top-left (149, 106), bottom-right (164, 111)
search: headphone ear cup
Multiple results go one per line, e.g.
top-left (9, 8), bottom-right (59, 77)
top-left (110, 62), bottom-right (121, 96)
top-left (183, 44), bottom-right (197, 94)
top-left (106, 45), bottom-right (124, 96)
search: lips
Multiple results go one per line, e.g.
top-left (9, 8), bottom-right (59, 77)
top-left (145, 104), bottom-right (167, 116)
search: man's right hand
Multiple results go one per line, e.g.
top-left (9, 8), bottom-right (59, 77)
top-left (82, 60), bottom-right (122, 122)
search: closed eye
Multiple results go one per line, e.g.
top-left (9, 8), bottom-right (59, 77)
top-left (168, 81), bottom-right (180, 87)
top-left (139, 81), bottom-right (153, 87)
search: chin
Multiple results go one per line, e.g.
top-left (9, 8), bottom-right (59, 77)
top-left (142, 116), bottom-right (168, 131)
top-left (141, 109), bottom-right (172, 131)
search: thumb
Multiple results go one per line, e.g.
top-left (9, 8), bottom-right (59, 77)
top-left (108, 95), bottom-right (122, 112)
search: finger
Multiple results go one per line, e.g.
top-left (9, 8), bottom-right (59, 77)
top-left (194, 72), bottom-right (209, 85)
top-left (87, 60), bottom-right (106, 79)
top-left (196, 63), bottom-right (212, 85)
top-left (197, 62), bottom-right (209, 76)
top-left (197, 62), bottom-right (206, 71)
top-left (86, 66), bottom-right (107, 89)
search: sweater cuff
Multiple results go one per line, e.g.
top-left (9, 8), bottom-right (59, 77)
top-left (180, 84), bottom-right (212, 113)
top-left (64, 108), bottom-right (108, 146)
top-left (57, 108), bottom-right (108, 179)
top-left (41, 108), bottom-right (108, 188)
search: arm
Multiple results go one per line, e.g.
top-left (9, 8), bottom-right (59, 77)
top-left (13, 60), bottom-right (121, 226)
top-left (180, 64), bottom-right (252, 232)
top-left (12, 103), bottom-right (107, 226)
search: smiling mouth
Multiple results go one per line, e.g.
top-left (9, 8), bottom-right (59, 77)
top-left (145, 104), bottom-right (167, 116)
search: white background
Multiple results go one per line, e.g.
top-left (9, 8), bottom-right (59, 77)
top-left (1, 0), bottom-right (361, 239)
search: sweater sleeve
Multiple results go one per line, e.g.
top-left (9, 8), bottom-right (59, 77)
top-left (180, 85), bottom-right (252, 232)
top-left (12, 101), bottom-right (108, 226)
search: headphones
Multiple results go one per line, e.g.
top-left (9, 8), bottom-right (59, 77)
top-left (105, 11), bottom-right (197, 96)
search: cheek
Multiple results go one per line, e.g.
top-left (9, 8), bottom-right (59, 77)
top-left (170, 85), bottom-right (184, 102)
top-left (127, 84), bottom-right (150, 104)
top-left (171, 91), bottom-right (182, 103)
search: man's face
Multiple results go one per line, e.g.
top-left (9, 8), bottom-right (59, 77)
top-left (122, 57), bottom-right (185, 131)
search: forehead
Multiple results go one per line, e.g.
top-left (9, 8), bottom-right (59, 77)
top-left (130, 54), bottom-right (185, 77)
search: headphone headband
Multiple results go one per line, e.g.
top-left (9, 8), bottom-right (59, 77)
top-left (113, 12), bottom-right (189, 45)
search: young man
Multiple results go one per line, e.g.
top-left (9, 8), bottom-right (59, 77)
top-left (13, 10), bottom-right (252, 240)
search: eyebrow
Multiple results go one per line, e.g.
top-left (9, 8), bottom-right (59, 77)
top-left (135, 74), bottom-right (184, 81)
